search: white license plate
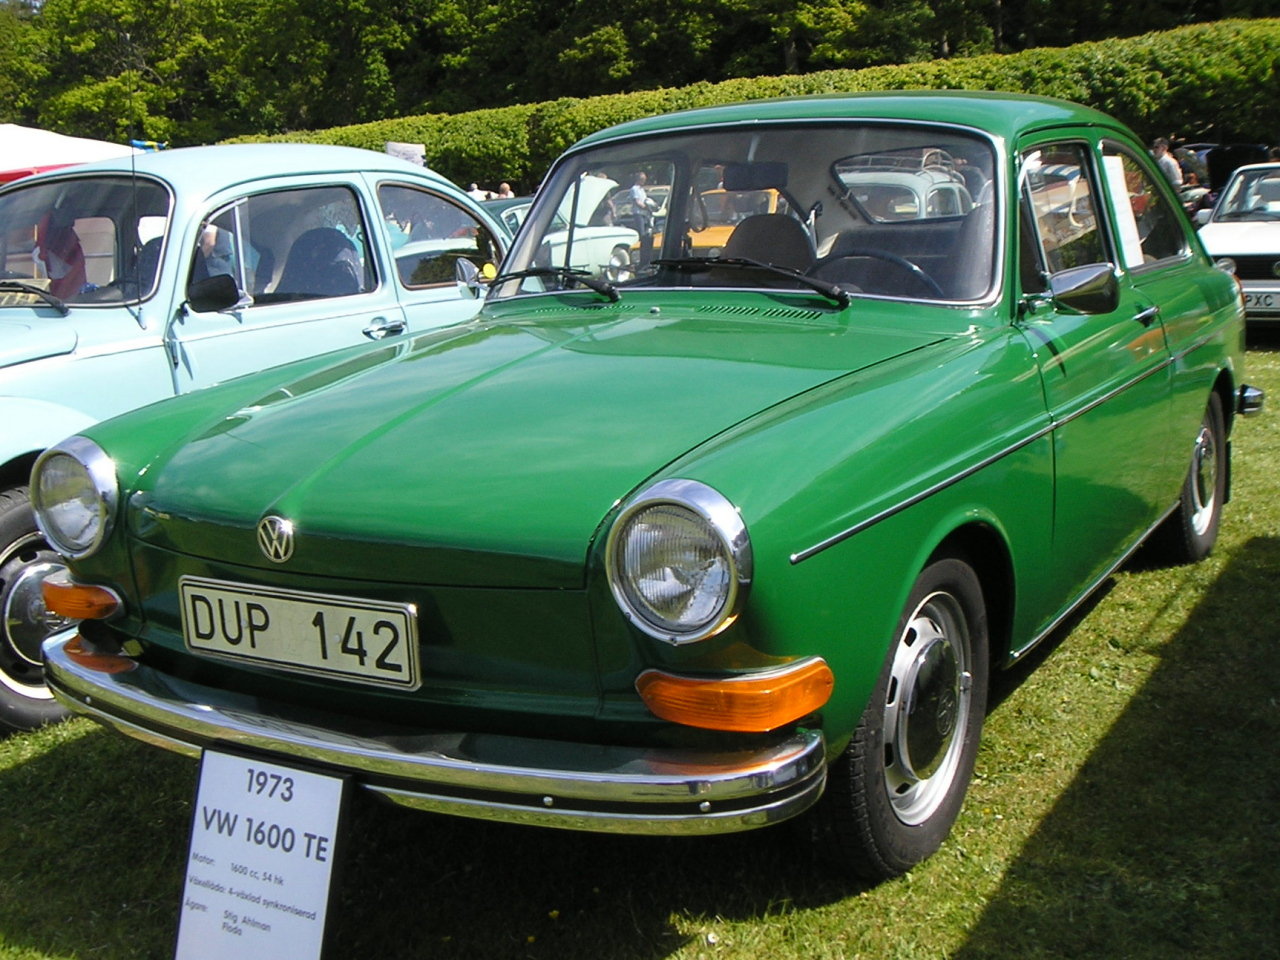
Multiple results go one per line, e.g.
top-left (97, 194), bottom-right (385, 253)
top-left (1244, 292), bottom-right (1279, 311)
top-left (180, 576), bottom-right (419, 689)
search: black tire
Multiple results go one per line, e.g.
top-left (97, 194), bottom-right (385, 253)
top-left (814, 556), bottom-right (989, 880)
top-left (1153, 392), bottom-right (1226, 564)
top-left (0, 485), bottom-right (73, 733)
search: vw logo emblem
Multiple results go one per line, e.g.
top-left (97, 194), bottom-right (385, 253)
top-left (1272, 261), bottom-right (1280, 279)
top-left (257, 515), bottom-right (295, 563)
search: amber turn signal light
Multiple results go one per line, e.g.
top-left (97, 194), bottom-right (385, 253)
top-left (635, 657), bottom-right (834, 732)
top-left (41, 570), bottom-right (122, 620)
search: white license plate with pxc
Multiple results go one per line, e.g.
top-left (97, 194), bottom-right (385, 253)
top-left (1244, 292), bottom-right (1278, 312)
top-left (180, 576), bottom-right (420, 689)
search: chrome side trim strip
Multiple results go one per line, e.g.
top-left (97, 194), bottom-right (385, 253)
top-left (792, 345), bottom-right (1189, 564)
top-left (44, 635), bottom-right (827, 836)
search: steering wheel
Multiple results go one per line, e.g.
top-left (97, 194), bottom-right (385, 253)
top-left (812, 248), bottom-right (944, 298)
top-left (688, 194), bottom-right (709, 233)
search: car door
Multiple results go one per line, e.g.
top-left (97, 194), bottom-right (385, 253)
top-left (167, 180), bottom-right (408, 392)
top-left (1014, 136), bottom-right (1175, 638)
top-left (1097, 138), bottom-right (1226, 487)
top-left (375, 182), bottom-right (506, 331)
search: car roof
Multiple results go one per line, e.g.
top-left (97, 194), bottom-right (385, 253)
top-left (4, 142), bottom-right (463, 195)
top-left (572, 91), bottom-right (1127, 150)
top-left (1225, 162), bottom-right (1280, 178)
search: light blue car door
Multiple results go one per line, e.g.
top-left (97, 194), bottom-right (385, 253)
top-left (167, 180), bottom-right (411, 392)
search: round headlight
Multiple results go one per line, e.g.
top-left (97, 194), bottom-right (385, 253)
top-left (31, 436), bottom-right (118, 559)
top-left (606, 479), bottom-right (751, 644)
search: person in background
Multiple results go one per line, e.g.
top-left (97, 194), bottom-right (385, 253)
top-left (1152, 137), bottom-right (1183, 187)
top-left (496, 182), bottom-right (515, 199)
top-left (34, 208), bottom-right (87, 299)
top-left (629, 171), bottom-right (658, 265)
top-left (467, 183), bottom-right (490, 201)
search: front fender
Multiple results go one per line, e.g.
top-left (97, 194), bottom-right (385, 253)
top-left (0, 396), bottom-right (97, 475)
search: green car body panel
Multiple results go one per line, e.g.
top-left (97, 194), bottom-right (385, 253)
top-left (37, 92), bottom-right (1258, 875)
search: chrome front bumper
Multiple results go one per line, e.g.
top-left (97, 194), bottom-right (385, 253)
top-left (44, 634), bottom-right (827, 835)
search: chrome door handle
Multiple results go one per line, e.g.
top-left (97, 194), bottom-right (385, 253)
top-left (1133, 305), bottom-right (1160, 327)
top-left (362, 317), bottom-right (408, 340)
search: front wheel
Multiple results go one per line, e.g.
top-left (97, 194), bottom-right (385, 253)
top-left (606, 245), bottom-right (633, 282)
top-left (814, 556), bottom-right (989, 880)
top-left (0, 485), bottom-right (74, 733)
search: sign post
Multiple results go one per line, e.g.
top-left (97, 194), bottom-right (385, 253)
top-left (175, 750), bottom-right (349, 960)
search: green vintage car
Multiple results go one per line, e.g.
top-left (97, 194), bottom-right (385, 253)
top-left (34, 93), bottom-right (1263, 879)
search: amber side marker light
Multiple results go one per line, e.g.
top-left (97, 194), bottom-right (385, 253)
top-left (62, 634), bottom-right (137, 674)
top-left (42, 571), bottom-right (122, 621)
top-left (635, 657), bottom-right (834, 733)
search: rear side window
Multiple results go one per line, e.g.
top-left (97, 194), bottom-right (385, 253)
top-left (378, 184), bottom-right (500, 288)
top-left (1100, 143), bottom-right (1188, 268)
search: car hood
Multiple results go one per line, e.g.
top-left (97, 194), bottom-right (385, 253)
top-left (1198, 220), bottom-right (1280, 255)
top-left (0, 316), bottom-right (77, 368)
top-left (130, 300), bottom-right (943, 588)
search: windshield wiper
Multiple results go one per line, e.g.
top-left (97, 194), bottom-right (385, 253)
top-left (0, 280), bottom-right (70, 315)
top-left (652, 256), bottom-right (851, 309)
top-left (491, 266), bottom-right (620, 303)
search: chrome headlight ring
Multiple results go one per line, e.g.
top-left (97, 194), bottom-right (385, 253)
top-left (605, 478), bottom-right (752, 644)
top-left (31, 436), bottom-right (119, 560)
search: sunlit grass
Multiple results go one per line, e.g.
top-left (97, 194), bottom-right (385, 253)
top-left (1, 340), bottom-right (1276, 959)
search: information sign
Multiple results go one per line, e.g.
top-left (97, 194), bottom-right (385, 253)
top-left (175, 749), bottom-right (349, 960)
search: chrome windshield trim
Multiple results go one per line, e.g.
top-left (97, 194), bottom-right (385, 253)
top-left (44, 634), bottom-right (826, 836)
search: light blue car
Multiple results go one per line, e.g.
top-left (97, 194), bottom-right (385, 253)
top-left (0, 142), bottom-right (508, 729)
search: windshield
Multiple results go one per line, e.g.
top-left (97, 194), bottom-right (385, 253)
top-left (493, 122), bottom-right (997, 303)
top-left (0, 175), bottom-right (172, 307)
top-left (1214, 167), bottom-right (1280, 222)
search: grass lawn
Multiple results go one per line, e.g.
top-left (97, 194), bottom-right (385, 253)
top-left (1, 338), bottom-right (1276, 960)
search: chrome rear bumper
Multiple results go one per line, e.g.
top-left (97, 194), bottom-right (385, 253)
top-left (44, 634), bottom-right (827, 835)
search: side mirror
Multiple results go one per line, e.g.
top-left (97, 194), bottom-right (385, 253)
top-left (455, 259), bottom-right (496, 300)
top-left (455, 258), bottom-right (482, 299)
top-left (1195, 208), bottom-right (1211, 226)
top-left (186, 273), bottom-right (242, 313)
top-left (1048, 262), bottom-right (1119, 315)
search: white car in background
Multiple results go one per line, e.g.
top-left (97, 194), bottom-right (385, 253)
top-left (1197, 162), bottom-right (1280, 322)
top-left (489, 176), bottom-right (639, 280)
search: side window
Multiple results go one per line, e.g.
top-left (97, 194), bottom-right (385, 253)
top-left (1020, 143), bottom-right (1106, 291)
top-left (188, 185), bottom-right (374, 307)
top-left (378, 184), bottom-right (500, 288)
top-left (1100, 143), bottom-right (1187, 268)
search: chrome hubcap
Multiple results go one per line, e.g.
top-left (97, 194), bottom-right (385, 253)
top-left (0, 532), bottom-right (69, 696)
top-left (882, 590), bottom-right (972, 825)
top-left (1189, 422), bottom-right (1217, 536)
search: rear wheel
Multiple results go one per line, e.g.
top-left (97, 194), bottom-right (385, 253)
top-left (1154, 392), bottom-right (1226, 563)
top-left (814, 556), bottom-right (988, 880)
top-left (0, 486), bottom-right (73, 733)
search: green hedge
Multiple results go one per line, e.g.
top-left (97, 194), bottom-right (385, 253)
top-left (230, 19), bottom-right (1280, 190)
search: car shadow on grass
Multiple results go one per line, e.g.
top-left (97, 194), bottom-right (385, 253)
top-left (951, 535), bottom-right (1280, 960)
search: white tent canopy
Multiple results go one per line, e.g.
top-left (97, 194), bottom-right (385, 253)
top-left (0, 124), bottom-right (141, 183)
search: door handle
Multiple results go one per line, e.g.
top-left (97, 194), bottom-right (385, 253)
top-left (1133, 305), bottom-right (1160, 327)
top-left (362, 317), bottom-right (408, 340)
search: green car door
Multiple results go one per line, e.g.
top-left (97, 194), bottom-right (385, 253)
top-left (1012, 134), bottom-right (1175, 649)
